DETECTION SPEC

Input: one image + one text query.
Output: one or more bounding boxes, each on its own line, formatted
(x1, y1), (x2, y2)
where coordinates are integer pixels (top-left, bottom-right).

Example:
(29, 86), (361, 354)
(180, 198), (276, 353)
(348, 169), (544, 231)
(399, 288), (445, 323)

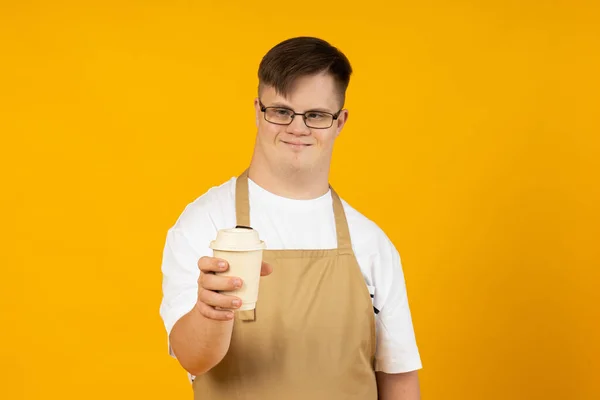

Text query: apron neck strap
(235, 169), (251, 228)
(235, 169), (352, 250)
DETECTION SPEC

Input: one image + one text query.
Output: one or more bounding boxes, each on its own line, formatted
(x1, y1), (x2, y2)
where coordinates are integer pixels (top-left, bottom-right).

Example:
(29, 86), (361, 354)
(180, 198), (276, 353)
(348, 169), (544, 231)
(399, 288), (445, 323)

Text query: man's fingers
(196, 301), (234, 321)
(195, 258), (272, 321)
(198, 256), (228, 273)
(198, 287), (242, 310)
(260, 261), (273, 276)
(200, 273), (243, 292)
(199, 256), (272, 277)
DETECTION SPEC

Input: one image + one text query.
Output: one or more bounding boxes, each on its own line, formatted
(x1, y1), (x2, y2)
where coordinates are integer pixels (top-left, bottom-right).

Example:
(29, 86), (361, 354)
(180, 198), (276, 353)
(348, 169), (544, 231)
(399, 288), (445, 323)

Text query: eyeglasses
(259, 100), (342, 129)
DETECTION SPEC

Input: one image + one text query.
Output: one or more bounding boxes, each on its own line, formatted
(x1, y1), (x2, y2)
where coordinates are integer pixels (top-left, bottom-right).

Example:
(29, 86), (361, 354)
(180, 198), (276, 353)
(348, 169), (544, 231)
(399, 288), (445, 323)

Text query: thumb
(260, 261), (273, 276)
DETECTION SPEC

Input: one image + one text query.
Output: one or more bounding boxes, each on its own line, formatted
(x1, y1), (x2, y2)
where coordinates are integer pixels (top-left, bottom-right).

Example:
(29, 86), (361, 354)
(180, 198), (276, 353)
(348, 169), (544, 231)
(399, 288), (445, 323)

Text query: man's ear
(335, 109), (349, 136)
(254, 98), (260, 127)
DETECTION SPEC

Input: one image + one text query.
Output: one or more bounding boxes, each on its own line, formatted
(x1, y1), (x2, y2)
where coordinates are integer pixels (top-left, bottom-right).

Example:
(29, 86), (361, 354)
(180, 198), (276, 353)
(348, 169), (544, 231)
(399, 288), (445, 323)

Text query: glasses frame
(258, 100), (343, 129)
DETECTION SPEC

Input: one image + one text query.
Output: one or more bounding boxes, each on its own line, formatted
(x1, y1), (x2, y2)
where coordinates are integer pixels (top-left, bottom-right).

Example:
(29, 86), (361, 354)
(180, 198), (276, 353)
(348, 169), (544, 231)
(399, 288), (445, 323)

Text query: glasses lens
(265, 108), (293, 124)
(305, 112), (334, 128)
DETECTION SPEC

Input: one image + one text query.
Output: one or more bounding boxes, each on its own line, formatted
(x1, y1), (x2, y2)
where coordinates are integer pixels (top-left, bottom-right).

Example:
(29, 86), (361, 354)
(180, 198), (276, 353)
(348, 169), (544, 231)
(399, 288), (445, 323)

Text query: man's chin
(280, 160), (313, 173)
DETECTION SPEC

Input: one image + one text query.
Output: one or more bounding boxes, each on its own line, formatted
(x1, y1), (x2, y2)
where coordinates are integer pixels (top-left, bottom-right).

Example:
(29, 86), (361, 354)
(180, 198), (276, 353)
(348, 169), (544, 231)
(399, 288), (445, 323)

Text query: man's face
(253, 72), (349, 174)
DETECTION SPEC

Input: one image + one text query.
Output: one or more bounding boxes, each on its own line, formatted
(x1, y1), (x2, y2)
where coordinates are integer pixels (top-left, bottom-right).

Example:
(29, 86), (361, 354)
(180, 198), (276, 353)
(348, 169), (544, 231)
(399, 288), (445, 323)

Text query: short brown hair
(258, 36), (353, 106)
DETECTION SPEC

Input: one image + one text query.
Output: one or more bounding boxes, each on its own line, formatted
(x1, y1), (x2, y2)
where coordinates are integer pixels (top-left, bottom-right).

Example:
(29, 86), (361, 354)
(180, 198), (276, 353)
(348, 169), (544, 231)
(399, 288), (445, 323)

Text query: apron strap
(235, 169), (251, 228)
(330, 187), (353, 252)
(235, 169), (353, 251)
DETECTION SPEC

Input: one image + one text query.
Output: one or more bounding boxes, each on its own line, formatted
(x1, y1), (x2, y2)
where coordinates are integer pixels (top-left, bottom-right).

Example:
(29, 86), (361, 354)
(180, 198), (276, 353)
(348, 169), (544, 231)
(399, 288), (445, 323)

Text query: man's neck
(247, 161), (330, 200)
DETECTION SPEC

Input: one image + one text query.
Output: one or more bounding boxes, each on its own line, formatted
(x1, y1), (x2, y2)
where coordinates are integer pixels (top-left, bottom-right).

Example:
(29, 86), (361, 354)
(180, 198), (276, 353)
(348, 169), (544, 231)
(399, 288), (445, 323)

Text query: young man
(160, 36), (422, 399)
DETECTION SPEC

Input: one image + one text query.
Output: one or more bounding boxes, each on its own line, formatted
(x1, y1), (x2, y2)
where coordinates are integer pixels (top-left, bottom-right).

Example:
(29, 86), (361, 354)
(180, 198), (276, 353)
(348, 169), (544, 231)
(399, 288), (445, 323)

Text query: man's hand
(195, 256), (273, 321)
(170, 257), (272, 375)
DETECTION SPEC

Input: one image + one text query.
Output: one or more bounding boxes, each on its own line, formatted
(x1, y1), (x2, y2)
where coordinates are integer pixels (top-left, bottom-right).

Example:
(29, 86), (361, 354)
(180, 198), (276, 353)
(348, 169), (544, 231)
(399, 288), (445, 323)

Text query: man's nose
(286, 115), (311, 135)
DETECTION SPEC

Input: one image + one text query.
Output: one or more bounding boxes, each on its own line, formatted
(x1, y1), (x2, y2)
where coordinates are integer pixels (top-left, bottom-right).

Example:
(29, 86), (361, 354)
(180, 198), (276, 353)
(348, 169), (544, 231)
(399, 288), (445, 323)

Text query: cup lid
(209, 227), (265, 252)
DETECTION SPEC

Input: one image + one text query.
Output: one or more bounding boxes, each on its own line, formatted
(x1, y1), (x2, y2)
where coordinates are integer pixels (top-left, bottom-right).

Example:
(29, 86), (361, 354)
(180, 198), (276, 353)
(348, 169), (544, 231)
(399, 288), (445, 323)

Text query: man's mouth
(282, 141), (312, 147)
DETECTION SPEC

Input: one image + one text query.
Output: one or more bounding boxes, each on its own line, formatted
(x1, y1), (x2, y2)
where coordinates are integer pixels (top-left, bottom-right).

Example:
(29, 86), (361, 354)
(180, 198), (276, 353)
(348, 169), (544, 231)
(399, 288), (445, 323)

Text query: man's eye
(274, 108), (292, 116)
(307, 112), (327, 120)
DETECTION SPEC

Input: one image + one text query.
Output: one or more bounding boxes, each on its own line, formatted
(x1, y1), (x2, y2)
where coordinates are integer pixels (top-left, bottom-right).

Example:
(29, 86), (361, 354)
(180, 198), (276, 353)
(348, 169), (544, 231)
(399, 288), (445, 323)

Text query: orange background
(1, 1), (599, 399)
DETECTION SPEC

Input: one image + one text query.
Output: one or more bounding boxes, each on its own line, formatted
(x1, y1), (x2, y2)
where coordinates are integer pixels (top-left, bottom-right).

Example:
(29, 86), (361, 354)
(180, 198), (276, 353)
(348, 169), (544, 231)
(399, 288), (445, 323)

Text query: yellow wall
(1, 1), (599, 399)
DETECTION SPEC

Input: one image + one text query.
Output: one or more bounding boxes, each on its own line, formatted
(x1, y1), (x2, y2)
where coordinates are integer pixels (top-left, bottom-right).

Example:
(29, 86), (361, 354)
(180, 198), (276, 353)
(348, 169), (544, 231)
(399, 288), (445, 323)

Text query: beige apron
(192, 170), (378, 399)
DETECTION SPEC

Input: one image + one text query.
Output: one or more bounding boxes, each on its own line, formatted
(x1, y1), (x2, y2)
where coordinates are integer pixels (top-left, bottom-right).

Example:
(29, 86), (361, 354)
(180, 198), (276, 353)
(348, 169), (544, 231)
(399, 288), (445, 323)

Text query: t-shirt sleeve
(373, 235), (423, 373)
(159, 202), (217, 358)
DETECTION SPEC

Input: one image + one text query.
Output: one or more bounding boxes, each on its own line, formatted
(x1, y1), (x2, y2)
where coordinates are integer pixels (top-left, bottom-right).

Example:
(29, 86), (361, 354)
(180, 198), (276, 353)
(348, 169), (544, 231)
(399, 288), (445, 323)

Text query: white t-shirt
(159, 176), (422, 375)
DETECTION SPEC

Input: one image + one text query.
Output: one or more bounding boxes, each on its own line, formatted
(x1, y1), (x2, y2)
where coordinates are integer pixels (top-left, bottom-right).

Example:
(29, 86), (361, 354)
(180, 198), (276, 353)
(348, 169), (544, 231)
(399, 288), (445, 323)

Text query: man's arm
(169, 303), (235, 376)
(371, 231), (422, 399)
(169, 257), (274, 376)
(376, 371), (421, 400)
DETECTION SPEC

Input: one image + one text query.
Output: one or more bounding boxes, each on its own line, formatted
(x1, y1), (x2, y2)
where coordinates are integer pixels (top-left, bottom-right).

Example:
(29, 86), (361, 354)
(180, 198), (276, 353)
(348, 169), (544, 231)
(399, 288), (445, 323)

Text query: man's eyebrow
(269, 101), (293, 109)
(269, 102), (334, 113)
(305, 107), (335, 113)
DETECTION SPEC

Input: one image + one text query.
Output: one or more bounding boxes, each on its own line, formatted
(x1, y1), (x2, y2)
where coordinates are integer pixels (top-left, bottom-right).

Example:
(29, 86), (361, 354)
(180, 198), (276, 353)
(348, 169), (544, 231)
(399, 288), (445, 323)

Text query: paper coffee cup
(209, 227), (266, 311)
